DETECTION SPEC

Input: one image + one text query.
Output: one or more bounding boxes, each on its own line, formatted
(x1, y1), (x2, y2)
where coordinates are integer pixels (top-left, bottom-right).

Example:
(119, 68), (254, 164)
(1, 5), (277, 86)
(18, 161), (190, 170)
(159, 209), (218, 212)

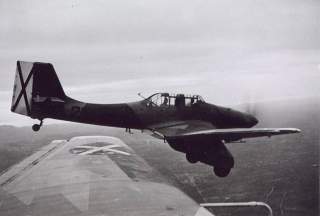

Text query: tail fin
(11, 61), (66, 118)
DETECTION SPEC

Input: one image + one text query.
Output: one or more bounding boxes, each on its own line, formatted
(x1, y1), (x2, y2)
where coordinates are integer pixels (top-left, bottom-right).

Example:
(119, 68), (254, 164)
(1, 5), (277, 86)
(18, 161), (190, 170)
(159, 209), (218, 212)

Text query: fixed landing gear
(212, 156), (234, 177)
(186, 153), (199, 164)
(213, 167), (231, 178)
(32, 119), (43, 132)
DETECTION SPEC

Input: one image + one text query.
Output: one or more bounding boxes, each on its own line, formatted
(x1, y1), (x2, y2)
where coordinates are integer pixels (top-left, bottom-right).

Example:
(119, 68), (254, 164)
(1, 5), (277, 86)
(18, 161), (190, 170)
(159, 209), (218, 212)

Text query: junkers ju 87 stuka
(11, 61), (300, 177)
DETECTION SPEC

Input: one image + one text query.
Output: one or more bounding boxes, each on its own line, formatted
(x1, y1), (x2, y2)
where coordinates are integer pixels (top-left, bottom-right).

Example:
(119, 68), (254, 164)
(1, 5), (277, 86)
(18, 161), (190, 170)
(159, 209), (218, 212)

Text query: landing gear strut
(32, 119), (43, 132)
(125, 128), (133, 134)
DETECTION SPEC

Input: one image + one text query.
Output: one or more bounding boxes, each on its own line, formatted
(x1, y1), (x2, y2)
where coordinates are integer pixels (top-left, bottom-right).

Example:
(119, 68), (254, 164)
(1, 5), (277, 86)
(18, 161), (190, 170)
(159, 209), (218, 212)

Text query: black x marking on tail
(11, 62), (34, 115)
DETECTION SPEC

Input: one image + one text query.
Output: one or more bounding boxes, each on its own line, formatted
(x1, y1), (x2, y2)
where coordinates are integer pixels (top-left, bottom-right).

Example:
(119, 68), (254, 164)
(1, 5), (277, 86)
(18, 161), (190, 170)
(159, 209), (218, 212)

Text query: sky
(0, 0), (319, 125)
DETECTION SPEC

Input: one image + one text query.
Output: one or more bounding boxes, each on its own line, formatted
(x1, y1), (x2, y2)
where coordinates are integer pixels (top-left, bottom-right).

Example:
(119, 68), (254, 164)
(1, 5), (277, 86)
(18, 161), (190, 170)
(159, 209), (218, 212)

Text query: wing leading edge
(149, 120), (300, 142)
(166, 127), (301, 142)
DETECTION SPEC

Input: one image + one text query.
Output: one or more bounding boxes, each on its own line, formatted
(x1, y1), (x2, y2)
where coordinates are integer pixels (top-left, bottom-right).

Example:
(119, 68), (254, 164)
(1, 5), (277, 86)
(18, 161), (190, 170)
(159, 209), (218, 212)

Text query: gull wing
(166, 128), (301, 142)
(147, 120), (216, 139)
(148, 120), (300, 142)
(0, 135), (213, 216)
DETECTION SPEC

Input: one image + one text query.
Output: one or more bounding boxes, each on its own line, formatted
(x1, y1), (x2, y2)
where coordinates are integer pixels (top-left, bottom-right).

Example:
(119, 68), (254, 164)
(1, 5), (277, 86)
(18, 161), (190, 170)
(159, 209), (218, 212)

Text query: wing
(148, 121), (300, 142)
(0, 135), (213, 216)
(166, 128), (301, 142)
(147, 120), (216, 139)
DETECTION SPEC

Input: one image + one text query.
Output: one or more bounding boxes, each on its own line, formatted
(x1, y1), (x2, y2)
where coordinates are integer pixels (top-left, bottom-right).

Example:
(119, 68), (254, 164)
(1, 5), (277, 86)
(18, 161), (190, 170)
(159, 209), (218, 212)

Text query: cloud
(1, 0), (319, 48)
(0, 0), (319, 125)
(66, 75), (202, 93)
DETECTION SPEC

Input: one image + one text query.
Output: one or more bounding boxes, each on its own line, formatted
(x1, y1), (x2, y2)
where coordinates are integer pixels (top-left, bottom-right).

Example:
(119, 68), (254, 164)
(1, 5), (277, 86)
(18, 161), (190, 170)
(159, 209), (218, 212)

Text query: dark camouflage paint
(12, 61), (259, 177)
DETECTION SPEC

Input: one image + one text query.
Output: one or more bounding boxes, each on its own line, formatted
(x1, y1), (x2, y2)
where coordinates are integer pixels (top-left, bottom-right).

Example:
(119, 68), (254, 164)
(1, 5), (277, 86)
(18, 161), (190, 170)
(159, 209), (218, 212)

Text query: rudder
(11, 61), (66, 118)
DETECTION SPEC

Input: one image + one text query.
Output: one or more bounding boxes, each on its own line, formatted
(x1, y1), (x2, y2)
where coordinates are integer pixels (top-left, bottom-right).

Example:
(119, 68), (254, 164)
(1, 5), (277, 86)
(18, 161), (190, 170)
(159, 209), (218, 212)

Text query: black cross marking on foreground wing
(11, 62), (34, 115)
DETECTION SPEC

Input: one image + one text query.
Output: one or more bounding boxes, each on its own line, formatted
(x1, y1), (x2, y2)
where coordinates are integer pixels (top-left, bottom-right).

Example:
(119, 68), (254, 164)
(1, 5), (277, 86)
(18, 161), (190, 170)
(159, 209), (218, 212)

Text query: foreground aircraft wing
(0, 135), (213, 216)
(166, 128), (301, 142)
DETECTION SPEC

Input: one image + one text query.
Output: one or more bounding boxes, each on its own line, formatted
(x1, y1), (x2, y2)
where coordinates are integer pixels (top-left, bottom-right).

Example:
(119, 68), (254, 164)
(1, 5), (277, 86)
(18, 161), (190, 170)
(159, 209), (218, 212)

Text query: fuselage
(32, 95), (258, 130)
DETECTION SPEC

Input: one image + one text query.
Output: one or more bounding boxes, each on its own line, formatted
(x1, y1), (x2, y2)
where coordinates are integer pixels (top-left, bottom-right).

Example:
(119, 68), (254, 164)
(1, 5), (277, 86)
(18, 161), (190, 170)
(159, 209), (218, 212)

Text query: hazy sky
(0, 0), (319, 125)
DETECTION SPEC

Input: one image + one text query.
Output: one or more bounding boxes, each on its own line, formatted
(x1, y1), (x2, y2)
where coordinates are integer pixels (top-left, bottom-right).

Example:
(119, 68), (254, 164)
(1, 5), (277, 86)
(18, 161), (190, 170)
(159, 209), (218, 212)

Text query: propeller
(241, 94), (261, 118)
(244, 102), (259, 117)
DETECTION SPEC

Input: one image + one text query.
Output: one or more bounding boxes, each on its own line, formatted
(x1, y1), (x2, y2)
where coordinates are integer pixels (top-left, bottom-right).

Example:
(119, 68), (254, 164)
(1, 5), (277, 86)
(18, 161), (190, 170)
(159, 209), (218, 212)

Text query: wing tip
(293, 128), (301, 133)
(279, 128), (301, 133)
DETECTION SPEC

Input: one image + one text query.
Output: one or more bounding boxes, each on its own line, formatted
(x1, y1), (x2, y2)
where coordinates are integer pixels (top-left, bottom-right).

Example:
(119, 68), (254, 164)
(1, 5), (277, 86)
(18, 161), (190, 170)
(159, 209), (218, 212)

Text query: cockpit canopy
(145, 93), (205, 107)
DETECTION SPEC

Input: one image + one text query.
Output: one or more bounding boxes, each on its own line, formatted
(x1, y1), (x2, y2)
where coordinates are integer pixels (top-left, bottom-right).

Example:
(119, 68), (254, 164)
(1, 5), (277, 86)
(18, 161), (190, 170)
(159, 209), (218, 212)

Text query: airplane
(11, 61), (301, 177)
